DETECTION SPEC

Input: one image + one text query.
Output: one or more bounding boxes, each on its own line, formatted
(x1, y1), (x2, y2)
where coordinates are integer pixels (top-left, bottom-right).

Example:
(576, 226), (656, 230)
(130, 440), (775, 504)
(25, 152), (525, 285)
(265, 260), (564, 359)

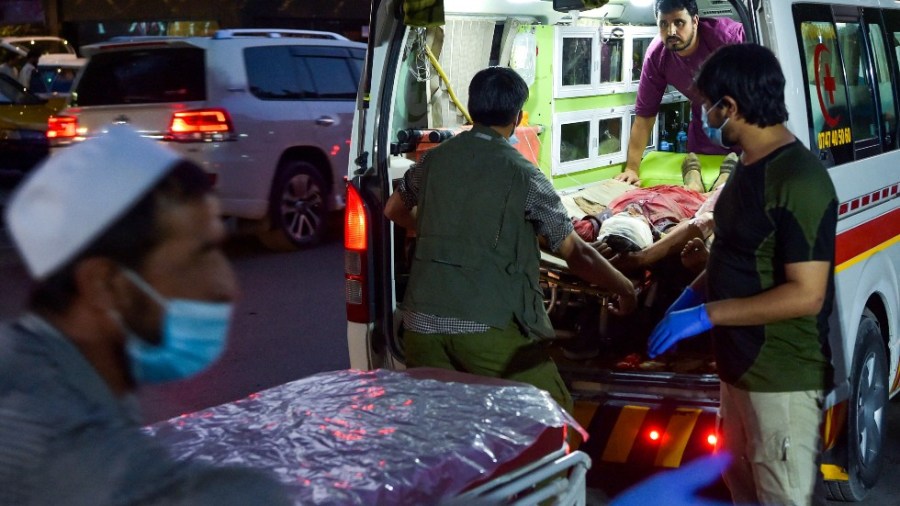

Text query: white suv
(48, 29), (365, 249)
(0, 36), (77, 60)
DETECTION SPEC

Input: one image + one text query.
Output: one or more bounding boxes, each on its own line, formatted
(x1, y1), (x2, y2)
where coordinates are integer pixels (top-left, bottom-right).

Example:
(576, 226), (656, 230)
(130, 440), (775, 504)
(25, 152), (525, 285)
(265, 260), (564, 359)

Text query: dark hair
(693, 43), (789, 127)
(28, 161), (212, 314)
(26, 48), (42, 60)
(467, 67), (528, 127)
(656, 0), (699, 17)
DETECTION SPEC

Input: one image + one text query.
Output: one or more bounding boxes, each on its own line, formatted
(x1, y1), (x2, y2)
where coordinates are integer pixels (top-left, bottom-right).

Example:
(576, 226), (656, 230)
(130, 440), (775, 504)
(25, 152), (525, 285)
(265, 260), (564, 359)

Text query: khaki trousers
(718, 382), (824, 505)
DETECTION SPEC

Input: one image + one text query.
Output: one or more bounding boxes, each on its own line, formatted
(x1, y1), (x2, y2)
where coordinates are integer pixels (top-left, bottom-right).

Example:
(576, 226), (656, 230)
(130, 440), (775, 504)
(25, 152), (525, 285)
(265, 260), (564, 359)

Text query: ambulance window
(865, 19), (897, 152)
(488, 24), (504, 67)
(794, 9), (853, 167)
(879, 9), (900, 151)
(836, 21), (877, 145)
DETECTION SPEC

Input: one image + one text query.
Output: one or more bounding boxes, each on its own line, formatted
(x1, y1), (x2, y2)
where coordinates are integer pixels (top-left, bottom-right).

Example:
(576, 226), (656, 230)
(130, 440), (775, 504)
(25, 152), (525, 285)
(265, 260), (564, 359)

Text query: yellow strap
(423, 44), (472, 124)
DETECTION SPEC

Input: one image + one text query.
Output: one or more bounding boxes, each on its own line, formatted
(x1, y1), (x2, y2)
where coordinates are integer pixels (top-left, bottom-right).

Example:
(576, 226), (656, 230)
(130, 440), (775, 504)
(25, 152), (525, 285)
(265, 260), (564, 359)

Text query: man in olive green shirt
(385, 67), (636, 412)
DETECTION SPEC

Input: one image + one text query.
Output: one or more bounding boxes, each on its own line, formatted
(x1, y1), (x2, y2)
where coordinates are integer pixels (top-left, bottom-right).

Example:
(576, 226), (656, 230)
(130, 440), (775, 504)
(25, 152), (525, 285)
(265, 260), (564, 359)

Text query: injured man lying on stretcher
(550, 181), (725, 364)
(575, 183), (722, 276)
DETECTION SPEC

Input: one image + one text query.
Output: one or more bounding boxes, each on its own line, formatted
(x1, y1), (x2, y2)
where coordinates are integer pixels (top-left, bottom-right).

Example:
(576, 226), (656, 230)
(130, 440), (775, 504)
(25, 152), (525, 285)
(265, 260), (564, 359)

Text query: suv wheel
(258, 160), (328, 251)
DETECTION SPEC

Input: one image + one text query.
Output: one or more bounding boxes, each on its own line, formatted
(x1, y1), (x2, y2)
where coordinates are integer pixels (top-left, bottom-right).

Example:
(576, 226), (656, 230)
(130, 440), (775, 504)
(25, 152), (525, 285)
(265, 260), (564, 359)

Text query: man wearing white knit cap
(0, 125), (289, 505)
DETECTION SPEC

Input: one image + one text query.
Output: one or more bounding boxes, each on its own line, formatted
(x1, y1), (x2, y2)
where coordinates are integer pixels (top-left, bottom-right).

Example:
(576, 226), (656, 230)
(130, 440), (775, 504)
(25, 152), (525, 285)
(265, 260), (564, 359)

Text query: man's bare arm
(557, 231), (637, 315)
(705, 261), (831, 325)
(605, 220), (705, 272)
(384, 191), (417, 231)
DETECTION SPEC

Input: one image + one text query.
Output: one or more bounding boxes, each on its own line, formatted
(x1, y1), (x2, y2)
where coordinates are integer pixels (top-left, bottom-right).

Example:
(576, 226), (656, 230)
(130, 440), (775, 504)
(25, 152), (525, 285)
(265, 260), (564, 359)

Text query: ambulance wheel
(827, 311), (887, 501)
(258, 161), (328, 251)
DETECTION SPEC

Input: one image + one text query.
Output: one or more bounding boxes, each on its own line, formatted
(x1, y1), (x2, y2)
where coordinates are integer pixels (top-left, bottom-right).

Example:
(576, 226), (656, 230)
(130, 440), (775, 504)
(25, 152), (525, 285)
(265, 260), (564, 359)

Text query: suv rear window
(245, 45), (362, 100)
(75, 47), (205, 106)
(12, 40), (74, 55)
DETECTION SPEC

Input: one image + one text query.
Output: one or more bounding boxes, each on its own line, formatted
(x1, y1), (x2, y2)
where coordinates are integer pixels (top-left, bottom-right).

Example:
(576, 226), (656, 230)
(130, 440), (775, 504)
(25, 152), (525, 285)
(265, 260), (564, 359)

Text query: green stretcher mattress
(637, 151), (728, 189)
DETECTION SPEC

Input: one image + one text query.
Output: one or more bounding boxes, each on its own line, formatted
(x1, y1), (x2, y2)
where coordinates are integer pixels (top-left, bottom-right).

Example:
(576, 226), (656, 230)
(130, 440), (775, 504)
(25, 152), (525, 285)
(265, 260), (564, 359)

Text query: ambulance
(344, 0), (900, 500)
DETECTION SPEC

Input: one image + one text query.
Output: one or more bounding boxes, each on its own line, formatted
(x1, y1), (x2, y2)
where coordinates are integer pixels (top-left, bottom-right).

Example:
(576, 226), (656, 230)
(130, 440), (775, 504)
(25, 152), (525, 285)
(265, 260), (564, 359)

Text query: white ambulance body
(346, 0), (900, 500)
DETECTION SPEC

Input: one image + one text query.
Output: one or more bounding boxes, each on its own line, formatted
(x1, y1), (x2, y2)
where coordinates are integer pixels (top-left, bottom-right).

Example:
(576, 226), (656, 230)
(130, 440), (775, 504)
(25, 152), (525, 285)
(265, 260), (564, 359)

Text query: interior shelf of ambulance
(388, 19), (690, 186)
(547, 23), (688, 177)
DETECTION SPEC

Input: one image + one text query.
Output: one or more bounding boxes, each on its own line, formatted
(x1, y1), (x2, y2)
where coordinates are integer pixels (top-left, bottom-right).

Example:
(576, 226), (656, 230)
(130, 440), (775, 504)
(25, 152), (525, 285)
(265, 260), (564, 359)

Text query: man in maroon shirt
(616, 0), (744, 187)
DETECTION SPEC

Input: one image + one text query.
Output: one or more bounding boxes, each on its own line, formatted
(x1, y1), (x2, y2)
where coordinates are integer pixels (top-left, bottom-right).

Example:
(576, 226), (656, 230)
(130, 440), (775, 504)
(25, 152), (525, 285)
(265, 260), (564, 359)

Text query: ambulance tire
(258, 160), (328, 251)
(827, 311), (887, 502)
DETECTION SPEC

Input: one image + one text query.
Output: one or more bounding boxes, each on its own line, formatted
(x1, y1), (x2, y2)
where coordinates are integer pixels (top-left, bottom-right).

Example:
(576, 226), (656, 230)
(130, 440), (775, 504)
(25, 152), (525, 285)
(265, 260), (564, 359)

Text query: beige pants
(718, 383), (824, 506)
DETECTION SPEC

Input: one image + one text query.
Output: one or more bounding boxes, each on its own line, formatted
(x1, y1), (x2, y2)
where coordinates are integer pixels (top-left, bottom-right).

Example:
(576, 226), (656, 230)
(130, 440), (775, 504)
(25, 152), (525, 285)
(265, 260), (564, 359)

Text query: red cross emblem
(814, 43), (842, 128)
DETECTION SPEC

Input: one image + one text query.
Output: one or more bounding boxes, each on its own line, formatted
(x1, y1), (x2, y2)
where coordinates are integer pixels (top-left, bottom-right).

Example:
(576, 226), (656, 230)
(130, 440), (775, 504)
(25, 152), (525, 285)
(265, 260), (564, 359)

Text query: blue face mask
(702, 99), (731, 149)
(508, 133), (520, 146)
(121, 269), (232, 384)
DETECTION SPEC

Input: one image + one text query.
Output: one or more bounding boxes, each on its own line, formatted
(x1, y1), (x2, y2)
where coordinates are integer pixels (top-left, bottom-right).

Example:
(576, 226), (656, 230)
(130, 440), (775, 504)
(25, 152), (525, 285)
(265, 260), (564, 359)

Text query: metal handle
(316, 116), (335, 126)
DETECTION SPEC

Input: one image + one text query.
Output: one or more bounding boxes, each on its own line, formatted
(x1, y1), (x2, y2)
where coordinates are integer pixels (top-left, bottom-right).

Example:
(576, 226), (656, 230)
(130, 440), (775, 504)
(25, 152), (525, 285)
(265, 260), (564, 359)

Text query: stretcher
(537, 250), (721, 486)
(145, 368), (591, 505)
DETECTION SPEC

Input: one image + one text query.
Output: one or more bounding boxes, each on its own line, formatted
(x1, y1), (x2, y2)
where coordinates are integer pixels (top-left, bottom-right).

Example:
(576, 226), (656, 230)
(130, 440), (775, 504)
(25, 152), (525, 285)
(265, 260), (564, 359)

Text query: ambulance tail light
(345, 182), (370, 323)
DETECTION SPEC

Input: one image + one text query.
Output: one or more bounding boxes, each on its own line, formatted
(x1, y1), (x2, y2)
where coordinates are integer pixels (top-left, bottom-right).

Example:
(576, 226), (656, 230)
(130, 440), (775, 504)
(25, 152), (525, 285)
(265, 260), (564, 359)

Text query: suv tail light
(166, 108), (235, 142)
(47, 115), (80, 145)
(345, 181), (370, 323)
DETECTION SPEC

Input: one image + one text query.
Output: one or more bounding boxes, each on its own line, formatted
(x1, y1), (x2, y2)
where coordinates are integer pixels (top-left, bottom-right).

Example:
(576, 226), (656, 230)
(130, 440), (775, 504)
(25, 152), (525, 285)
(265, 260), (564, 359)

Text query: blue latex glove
(648, 304), (712, 358)
(611, 453), (734, 506)
(666, 286), (704, 315)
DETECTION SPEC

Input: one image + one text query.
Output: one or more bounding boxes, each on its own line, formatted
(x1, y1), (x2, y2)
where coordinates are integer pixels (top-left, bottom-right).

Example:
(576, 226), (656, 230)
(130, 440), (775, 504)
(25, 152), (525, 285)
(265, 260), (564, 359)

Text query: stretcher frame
(450, 448), (591, 506)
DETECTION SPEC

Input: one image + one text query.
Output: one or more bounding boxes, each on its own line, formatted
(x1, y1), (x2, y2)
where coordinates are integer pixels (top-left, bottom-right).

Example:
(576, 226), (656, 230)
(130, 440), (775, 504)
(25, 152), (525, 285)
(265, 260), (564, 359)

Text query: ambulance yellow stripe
(654, 408), (702, 468)
(602, 405), (649, 463)
(571, 401), (601, 449)
(835, 235), (900, 273)
(821, 464), (849, 481)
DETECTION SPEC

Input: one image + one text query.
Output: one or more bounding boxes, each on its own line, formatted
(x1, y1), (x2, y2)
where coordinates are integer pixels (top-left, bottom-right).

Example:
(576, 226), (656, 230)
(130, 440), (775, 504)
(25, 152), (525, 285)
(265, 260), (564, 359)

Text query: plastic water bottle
(510, 30), (537, 87)
(660, 140), (671, 152)
(676, 129), (687, 153)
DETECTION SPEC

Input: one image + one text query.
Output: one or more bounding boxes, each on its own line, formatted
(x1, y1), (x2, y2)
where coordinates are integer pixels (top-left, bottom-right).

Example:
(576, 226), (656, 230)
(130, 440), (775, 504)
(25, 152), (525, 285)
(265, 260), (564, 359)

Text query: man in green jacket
(385, 67), (636, 412)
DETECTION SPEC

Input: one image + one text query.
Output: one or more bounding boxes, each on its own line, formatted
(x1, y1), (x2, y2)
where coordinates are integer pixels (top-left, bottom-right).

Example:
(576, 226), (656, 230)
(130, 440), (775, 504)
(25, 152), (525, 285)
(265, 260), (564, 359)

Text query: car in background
(48, 29), (365, 249)
(30, 54), (85, 99)
(0, 74), (66, 174)
(0, 36), (77, 61)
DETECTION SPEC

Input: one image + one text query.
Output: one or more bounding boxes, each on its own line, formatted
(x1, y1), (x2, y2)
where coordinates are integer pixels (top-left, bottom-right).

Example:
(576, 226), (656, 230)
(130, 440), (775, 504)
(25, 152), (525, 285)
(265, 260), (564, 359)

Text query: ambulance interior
(388, 0), (749, 382)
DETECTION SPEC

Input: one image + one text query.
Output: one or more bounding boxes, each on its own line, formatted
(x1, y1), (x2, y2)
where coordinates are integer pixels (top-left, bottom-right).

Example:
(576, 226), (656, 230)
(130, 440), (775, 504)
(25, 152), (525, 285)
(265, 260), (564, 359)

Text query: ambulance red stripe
(835, 206), (900, 267)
